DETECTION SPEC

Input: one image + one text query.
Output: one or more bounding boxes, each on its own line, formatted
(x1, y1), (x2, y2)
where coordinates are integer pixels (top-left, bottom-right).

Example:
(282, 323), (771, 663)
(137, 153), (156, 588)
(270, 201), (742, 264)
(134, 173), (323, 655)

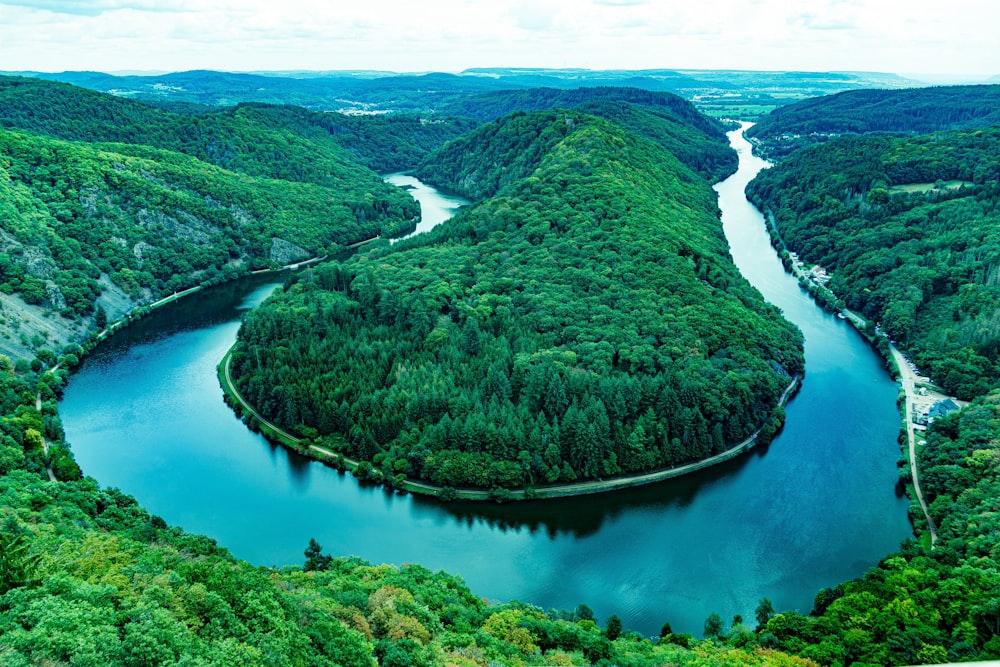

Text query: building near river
(915, 398), (961, 426)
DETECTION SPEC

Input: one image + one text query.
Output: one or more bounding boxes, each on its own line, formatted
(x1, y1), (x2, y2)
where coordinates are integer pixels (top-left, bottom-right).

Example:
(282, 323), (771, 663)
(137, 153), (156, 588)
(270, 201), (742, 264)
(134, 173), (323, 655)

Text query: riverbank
(755, 183), (948, 547)
(64, 139), (911, 637)
(219, 341), (800, 501)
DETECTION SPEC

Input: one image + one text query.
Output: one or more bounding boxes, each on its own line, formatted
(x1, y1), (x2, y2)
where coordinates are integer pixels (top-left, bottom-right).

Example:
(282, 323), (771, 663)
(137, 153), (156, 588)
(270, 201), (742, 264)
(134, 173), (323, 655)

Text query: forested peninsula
(228, 106), (803, 494)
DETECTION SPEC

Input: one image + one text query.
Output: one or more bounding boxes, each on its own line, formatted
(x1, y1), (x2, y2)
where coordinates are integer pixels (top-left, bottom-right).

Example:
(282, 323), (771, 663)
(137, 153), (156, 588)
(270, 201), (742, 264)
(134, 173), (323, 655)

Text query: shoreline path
(223, 350), (798, 501)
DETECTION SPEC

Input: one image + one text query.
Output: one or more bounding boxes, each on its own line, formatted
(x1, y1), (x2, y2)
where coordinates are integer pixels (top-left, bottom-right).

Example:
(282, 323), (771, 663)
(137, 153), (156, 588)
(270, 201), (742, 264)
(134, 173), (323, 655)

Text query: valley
(1, 73), (999, 666)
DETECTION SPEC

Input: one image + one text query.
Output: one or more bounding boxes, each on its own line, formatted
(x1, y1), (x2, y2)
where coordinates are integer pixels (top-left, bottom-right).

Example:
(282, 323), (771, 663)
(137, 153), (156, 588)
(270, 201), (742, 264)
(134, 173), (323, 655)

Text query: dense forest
(0, 75), (477, 359)
(5, 71), (1000, 665)
(427, 87), (737, 187)
(747, 127), (1000, 399)
(746, 84), (1000, 158)
(0, 75), (467, 183)
(229, 107), (803, 492)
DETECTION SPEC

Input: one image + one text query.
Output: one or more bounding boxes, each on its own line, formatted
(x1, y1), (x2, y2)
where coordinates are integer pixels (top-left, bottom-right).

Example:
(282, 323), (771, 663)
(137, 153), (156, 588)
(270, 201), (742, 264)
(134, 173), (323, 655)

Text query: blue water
(61, 129), (911, 636)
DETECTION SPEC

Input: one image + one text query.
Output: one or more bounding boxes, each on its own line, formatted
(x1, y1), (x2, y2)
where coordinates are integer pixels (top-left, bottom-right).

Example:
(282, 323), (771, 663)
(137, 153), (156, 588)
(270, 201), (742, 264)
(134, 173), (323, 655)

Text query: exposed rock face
(269, 238), (309, 265)
(0, 292), (87, 361)
(22, 247), (57, 280)
(137, 209), (214, 244)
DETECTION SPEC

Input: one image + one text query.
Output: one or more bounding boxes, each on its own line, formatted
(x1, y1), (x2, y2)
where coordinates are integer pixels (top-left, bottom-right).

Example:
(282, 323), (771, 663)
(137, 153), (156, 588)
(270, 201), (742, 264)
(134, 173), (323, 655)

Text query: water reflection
(63, 162), (911, 637)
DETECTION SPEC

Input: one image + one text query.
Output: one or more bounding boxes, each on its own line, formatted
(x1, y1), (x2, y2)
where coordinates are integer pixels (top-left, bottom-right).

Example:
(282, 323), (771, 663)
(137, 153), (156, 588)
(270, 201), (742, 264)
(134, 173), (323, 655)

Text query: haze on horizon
(0, 0), (996, 82)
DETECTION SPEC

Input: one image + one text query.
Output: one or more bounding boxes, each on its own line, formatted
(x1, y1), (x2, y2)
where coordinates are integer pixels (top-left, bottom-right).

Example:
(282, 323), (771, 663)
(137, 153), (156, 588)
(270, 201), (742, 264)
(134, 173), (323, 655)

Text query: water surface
(62, 138), (911, 636)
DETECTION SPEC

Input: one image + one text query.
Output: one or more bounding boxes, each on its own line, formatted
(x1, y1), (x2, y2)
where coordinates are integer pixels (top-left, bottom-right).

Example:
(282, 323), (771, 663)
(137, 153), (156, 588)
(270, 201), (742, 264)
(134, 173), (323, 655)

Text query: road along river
(61, 136), (911, 636)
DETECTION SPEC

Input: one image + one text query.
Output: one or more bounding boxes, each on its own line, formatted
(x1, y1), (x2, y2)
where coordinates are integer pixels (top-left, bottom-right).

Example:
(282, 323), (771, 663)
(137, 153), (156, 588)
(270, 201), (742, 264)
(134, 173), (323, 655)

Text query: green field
(889, 179), (972, 194)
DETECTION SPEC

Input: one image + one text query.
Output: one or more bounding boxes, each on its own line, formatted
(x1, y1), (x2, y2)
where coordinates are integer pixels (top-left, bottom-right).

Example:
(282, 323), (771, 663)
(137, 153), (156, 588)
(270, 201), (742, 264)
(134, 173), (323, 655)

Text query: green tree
(703, 611), (724, 639)
(95, 304), (108, 330)
(303, 537), (332, 572)
(755, 597), (775, 630)
(0, 515), (37, 594)
(605, 613), (623, 641)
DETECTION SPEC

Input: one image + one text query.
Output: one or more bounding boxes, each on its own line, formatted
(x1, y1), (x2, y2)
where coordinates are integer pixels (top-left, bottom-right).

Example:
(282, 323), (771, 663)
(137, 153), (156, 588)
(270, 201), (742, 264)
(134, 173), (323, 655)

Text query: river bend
(61, 133), (911, 635)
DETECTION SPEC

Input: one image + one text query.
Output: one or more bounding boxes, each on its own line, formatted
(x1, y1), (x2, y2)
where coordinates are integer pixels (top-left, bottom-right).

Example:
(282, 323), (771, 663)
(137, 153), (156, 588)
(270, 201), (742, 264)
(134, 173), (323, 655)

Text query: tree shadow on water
(407, 449), (764, 539)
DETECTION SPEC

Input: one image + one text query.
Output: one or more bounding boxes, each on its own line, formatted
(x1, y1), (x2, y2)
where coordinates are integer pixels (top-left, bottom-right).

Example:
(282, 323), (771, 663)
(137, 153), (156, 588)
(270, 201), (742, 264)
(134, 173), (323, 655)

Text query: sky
(0, 0), (997, 79)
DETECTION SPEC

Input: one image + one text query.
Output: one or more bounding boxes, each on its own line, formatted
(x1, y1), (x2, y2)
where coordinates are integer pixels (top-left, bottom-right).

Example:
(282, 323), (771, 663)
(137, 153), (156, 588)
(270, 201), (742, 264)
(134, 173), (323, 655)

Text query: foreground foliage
(230, 108), (802, 491)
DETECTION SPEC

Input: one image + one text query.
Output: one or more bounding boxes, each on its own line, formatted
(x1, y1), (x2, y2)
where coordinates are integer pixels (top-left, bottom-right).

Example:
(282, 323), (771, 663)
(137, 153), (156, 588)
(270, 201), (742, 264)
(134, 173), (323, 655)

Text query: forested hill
(420, 96), (734, 196)
(441, 87), (720, 133)
(230, 109), (803, 493)
(747, 84), (1000, 158)
(747, 127), (1000, 400)
(0, 75), (468, 178)
(0, 76), (446, 360)
(435, 87), (736, 183)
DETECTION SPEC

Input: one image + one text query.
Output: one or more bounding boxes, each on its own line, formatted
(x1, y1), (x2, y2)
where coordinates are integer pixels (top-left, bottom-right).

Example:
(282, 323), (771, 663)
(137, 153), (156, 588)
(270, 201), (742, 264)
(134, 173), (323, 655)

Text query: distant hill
(430, 88), (736, 188)
(747, 84), (1000, 158)
(0, 75), (464, 177)
(7, 67), (926, 118)
(14, 69), (522, 114)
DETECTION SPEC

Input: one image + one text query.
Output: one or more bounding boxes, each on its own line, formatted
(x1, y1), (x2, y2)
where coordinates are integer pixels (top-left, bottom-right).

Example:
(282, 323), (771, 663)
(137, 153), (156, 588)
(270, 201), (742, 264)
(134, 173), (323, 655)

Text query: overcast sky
(0, 0), (996, 79)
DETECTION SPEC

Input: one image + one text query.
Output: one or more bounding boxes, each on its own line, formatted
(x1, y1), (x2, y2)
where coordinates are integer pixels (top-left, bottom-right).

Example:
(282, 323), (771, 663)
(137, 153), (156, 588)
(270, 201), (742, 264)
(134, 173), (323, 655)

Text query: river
(61, 132), (912, 637)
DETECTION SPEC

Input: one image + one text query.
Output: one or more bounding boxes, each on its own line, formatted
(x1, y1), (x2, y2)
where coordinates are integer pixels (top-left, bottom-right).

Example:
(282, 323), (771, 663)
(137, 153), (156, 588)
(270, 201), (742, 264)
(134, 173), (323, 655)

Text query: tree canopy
(230, 109), (802, 491)
(748, 127), (1000, 399)
(747, 84), (1000, 159)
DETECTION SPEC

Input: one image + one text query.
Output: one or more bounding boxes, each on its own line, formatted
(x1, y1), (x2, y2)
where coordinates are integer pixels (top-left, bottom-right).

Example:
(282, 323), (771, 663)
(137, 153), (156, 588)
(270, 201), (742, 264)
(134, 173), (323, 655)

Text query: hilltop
(747, 84), (1000, 158)
(229, 104), (803, 494)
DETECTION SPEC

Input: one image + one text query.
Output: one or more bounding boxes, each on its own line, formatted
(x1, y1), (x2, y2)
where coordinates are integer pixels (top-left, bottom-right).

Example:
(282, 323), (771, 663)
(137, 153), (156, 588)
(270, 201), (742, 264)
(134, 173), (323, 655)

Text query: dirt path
(36, 392), (58, 483)
(890, 345), (938, 547)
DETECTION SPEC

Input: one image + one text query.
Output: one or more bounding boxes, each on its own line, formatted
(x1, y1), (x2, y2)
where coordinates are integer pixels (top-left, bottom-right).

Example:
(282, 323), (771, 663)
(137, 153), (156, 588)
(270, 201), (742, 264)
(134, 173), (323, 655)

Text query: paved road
(890, 345), (938, 547)
(36, 391), (58, 483)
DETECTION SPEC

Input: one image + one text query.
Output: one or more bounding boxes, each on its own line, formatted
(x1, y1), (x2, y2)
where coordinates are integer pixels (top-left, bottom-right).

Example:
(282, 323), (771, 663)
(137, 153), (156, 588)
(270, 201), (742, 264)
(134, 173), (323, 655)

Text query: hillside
(0, 76), (449, 360)
(747, 84), (1000, 158)
(229, 109), (803, 493)
(223, 103), (475, 174)
(433, 88), (736, 184)
(0, 75), (463, 179)
(747, 127), (1000, 400)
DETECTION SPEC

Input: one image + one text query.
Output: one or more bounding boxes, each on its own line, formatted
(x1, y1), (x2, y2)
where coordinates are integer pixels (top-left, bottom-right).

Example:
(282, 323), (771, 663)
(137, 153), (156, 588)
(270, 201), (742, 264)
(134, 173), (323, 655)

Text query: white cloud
(0, 0), (190, 16)
(0, 0), (996, 76)
(510, 2), (556, 31)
